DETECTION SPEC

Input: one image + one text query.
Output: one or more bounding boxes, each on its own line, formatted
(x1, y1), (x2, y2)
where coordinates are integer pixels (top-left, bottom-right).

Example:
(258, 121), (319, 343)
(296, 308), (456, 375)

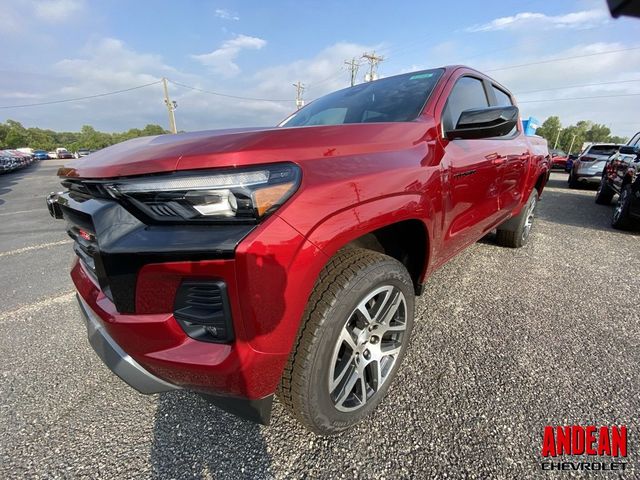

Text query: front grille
(61, 179), (110, 200)
(174, 280), (234, 343)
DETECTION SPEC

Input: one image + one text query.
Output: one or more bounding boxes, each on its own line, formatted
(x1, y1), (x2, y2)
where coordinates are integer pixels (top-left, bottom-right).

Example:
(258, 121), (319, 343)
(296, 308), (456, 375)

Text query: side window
(442, 77), (489, 132)
(492, 86), (513, 106)
(629, 133), (640, 146)
(492, 86), (517, 136)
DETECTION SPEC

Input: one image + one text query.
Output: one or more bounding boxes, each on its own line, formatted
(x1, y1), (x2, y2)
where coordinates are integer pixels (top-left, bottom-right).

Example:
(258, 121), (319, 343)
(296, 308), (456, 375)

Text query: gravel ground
(1, 164), (638, 479)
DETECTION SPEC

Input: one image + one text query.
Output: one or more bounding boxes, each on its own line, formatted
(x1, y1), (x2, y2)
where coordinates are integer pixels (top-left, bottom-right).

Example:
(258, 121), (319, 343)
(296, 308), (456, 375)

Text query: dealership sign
(541, 425), (627, 471)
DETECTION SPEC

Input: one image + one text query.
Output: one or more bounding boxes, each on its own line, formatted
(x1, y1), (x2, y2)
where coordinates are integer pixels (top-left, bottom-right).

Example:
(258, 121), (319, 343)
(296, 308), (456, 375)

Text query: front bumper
(77, 293), (179, 394)
(50, 181), (328, 422)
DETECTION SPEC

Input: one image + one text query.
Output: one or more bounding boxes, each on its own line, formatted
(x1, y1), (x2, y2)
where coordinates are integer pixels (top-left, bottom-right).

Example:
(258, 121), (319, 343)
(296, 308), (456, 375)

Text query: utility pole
(568, 134), (577, 154)
(344, 58), (360, 87)
(293, 81), (305, 110)
(361, 51), (384, 82)
(553, 129), (561, 150)
(162, 78), (177, 134)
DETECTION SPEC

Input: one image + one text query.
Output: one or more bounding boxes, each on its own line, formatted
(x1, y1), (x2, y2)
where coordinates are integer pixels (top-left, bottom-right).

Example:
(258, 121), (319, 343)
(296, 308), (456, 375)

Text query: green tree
(535, 116), (562, 149)
(585, 123), (611, 143)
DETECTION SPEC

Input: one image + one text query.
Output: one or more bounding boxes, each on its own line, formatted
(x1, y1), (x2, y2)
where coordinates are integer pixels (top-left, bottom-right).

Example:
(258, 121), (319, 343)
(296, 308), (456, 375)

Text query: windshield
(586, 145), (621, 156)
(280, 69), (443, 128)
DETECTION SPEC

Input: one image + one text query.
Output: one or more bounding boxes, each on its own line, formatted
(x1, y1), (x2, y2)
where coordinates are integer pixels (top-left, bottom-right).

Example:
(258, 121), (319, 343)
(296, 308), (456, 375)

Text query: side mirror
(446, 105), (519, 140)
(619, 145), (640, 155)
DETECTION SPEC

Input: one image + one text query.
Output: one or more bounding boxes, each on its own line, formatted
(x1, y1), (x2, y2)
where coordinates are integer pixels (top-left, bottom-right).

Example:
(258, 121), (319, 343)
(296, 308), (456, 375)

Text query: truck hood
(59, 122), (432, 179)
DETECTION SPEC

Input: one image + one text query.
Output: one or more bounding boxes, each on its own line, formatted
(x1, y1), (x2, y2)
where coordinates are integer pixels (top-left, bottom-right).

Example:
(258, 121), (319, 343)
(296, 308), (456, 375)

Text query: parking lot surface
(1, 164), (638, 479)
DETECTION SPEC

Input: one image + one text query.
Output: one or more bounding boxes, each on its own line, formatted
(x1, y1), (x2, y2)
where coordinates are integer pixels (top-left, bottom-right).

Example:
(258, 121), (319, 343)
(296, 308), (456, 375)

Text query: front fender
(305, 193), (432, 261)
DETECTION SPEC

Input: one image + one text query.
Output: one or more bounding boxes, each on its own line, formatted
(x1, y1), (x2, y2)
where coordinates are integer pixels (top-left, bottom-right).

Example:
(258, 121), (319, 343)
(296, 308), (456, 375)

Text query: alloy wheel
(522, 196), (537, 242)
(328, 285), (407, 412)
(613, 188), (628, 223)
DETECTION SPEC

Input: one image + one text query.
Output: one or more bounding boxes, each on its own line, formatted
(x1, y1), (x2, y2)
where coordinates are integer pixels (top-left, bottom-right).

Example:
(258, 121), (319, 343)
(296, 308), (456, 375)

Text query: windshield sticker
(410, 73), (434, 80)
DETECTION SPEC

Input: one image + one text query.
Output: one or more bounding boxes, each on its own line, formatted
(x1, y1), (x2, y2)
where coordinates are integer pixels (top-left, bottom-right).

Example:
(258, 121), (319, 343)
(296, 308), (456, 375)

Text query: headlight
(107, 163), (301, 223)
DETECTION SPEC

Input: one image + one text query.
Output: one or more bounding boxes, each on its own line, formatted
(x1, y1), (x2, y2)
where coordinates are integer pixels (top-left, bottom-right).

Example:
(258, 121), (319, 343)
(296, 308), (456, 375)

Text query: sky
(1, 0), (639, 138)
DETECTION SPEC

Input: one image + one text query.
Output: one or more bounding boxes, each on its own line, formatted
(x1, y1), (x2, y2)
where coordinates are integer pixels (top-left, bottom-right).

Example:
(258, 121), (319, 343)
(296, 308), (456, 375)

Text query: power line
(486, 46), (640, 72)
(167, 80), (295, 102)
(519, 92), (640, 103)
(0, 80), (162, 109)
(514, 78), (640, 95)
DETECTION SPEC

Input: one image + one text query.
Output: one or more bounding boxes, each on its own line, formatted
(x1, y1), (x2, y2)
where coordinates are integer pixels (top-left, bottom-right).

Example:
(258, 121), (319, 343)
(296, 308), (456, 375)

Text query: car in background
(564, 153), (579, 172)
(74, 149), (91, 158)
(595, 131), (640, 229)
(48, 151), (58, 159)
(568, 143), (623, 188)
(56, 148), (73, 159)
(9, 150), (31, 167)
(0, 150), (17, 173)
(33, 150), (50, 160)
(550, 149), (568, 170)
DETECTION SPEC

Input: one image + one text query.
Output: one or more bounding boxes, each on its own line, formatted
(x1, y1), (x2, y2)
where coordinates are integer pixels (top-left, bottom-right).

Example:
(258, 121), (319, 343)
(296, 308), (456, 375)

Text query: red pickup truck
(48, 66), (550, 435)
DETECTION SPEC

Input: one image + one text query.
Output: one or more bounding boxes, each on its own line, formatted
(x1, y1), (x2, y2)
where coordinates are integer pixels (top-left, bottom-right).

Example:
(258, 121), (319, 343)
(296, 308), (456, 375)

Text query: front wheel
(279, 248), (415, 435)
(496, 189), (538, 248)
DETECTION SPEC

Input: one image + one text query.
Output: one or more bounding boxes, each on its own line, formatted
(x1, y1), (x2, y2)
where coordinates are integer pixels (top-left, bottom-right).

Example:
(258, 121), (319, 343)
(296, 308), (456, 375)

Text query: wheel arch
(304, 194), (432, 295)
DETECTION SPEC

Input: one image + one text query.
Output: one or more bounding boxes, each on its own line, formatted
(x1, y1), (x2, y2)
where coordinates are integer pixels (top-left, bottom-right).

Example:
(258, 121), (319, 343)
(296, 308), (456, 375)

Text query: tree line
(0, 120), (169, 152)
(0, 117), (630, 156)
(535, 117), (628, 154)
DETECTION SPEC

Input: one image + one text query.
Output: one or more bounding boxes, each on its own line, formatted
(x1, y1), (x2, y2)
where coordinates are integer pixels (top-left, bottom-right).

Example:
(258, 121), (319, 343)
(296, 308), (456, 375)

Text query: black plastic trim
(174, 280), (235, 343)
(54, 191), (255, 313)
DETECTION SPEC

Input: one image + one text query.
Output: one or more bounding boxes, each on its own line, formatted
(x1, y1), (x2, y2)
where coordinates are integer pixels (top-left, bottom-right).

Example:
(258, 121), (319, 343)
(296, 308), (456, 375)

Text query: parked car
(568, 143), (623, 188)
(33, 150), (50, 160)
(565, 153), (579, 172)
(550, 149), (568, 170)
(0, 150), (17, 173)
(47, 151), (58, 159)
(595, 131), (640, 229)
(47, 65), (551, 435)
(75, 149), (91, 158)
(9, 150), (31, 167)
(56, 148), (74, 159)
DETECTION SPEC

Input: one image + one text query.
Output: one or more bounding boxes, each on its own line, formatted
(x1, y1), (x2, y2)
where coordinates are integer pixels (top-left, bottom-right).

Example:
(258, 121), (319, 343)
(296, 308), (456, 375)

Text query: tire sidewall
(518, 190), (538, 246)
(305, 260), (415, 433)
(613, 185), (632, 227)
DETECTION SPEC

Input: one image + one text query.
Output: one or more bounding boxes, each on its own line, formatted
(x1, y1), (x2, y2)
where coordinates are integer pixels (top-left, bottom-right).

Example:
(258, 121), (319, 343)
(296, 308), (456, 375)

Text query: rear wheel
(612, 184), (633, 230)
(568, 171), (579, 188)
(595, 177), (614, 205)
(496, 190), (538, 248)
(279, 248), (414, 435)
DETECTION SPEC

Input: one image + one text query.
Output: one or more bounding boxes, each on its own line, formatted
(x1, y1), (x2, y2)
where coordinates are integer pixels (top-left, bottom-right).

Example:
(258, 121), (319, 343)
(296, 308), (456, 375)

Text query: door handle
(485, 152), (505, 166)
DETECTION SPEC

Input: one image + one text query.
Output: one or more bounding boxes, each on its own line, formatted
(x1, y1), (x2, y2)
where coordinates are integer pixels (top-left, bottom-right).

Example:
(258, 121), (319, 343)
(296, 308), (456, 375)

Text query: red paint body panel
(63, 65), (550, 401)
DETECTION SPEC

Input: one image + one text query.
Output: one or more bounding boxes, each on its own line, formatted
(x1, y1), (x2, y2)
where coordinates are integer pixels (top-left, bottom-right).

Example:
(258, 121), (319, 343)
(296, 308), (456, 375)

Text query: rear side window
(442, 77), (489, 132)
(629, 133), (640, 146)
(587, 145), (621, 156)
(493, 87), (512, 106)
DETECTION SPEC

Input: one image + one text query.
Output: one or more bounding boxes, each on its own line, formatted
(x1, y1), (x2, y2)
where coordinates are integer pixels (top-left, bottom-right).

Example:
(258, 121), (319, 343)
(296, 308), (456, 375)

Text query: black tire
(595, 177), (615, 205)
(496, 190), (538, 248)
(279, 248), (415, 435)
(568, 171), (579, 188)
(611, 184), (634, 230)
